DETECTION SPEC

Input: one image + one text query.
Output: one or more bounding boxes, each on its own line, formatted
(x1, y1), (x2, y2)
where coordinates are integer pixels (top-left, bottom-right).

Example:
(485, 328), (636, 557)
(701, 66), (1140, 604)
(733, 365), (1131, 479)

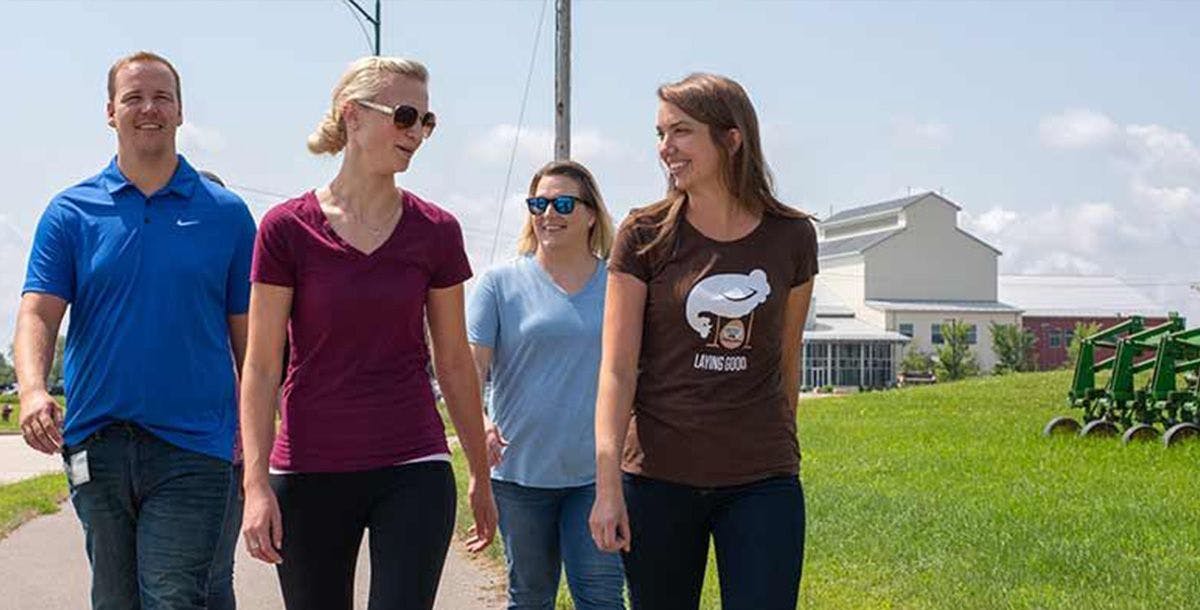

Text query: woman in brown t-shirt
(589, 73), (818, 610)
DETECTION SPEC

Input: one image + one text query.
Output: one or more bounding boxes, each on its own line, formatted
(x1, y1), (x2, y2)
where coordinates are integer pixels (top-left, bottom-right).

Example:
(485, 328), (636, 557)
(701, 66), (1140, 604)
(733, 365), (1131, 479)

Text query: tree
(1066, 322), (1102, 369)
(900, 349), (935, 375)
(0, 352), (14, 387)
(4, 337), (65, 386)
(50, 335), (65, 384)
(990, 322), (1037, 374)
(935, 320), (980, 381)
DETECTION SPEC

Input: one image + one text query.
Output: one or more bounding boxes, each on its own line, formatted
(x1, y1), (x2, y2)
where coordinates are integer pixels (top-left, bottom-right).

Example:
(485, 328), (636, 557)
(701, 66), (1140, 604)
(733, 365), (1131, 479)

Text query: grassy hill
(793, 370), (1198, 609)
(453, 370), (1200, 609)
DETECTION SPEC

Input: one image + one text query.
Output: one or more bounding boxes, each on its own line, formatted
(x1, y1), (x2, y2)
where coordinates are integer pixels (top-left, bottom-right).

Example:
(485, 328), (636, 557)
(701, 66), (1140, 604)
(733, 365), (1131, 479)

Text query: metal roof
(817, 229), (903, 258)
(805, 315), (911, 343)
(865, 299), (1022, 313)
(822, 192), (948, 225)
(812, 279), (857, 316)
(998, 274), (1166, 317)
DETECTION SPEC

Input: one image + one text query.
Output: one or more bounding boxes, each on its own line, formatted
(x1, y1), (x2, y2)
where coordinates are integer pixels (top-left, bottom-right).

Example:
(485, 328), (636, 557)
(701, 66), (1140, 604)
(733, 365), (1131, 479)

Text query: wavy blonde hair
(630, 73), (807, 255)
(307, 56), (429, 155)
(517, 160), (614, 259)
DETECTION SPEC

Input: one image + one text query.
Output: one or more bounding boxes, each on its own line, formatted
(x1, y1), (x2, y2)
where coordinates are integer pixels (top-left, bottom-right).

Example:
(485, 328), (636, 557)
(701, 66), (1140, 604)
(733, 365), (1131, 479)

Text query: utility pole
(346, 0), (382, 55)
(555, 0), (571, 160)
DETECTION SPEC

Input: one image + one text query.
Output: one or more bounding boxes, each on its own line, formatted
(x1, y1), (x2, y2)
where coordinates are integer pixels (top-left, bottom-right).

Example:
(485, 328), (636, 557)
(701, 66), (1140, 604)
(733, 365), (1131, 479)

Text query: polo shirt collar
(101, 154), (200, 199)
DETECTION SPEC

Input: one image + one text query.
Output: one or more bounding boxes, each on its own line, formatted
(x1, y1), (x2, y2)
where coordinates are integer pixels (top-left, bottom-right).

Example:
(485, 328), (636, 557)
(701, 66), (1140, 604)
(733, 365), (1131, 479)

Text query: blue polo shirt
(23, 155), (256, 461)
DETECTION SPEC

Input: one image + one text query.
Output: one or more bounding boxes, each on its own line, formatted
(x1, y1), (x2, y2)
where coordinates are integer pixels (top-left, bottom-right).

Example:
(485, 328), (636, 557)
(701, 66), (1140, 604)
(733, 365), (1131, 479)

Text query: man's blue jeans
(207, 462), (243, 610)
(65, 422), (231, 610)
(493, 479), (625, 610)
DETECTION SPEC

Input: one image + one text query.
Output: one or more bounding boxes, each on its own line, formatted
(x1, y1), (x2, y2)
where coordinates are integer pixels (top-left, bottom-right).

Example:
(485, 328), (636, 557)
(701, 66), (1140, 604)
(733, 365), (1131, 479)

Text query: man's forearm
(14, 302), (62, 396)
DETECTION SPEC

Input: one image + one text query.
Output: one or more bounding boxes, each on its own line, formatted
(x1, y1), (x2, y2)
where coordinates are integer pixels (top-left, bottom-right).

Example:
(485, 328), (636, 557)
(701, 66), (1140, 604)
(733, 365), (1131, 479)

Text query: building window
(966, 324), (977, 345)
(1063, 329), (1075, 349)
(931, 323), (943, 344)
(899, 323), (913, 338)
(1049, 330), (1062, 348)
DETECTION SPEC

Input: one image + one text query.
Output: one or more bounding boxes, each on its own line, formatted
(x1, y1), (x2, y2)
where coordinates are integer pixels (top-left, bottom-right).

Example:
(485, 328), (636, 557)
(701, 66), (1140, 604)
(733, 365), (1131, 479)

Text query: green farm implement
(1043, 313), (1200, 446)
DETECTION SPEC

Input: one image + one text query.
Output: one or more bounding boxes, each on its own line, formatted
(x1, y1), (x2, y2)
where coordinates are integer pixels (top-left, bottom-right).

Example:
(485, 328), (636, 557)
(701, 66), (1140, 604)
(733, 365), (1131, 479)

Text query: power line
(224, 180), (520, 245)
(340, 0), (376, 54)
(487, 0), (550, 264)
(225, 182), (292, 201)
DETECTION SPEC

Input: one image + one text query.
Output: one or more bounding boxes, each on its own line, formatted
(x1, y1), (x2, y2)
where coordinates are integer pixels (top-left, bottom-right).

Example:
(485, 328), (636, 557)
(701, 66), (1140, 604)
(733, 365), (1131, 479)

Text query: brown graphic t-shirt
(609, 206), (819, 487)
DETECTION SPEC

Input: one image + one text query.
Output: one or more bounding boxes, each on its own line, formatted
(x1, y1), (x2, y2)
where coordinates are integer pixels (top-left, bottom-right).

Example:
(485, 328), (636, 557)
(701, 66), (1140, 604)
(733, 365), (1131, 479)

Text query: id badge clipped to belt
(65, 450), (91, 486)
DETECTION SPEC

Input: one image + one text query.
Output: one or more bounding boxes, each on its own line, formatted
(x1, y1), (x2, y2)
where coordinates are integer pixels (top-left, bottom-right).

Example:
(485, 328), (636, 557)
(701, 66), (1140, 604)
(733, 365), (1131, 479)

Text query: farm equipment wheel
(1080, 420), (1120, 438)
(1120, 424), (1159, 444)
(1163, 423), (1200, 447)
(1043, 416), (1081, 437)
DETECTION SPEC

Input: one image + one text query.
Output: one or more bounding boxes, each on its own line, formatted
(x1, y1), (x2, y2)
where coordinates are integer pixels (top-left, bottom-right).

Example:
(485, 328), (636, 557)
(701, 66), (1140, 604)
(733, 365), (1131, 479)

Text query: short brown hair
(107, 51), (182, 102)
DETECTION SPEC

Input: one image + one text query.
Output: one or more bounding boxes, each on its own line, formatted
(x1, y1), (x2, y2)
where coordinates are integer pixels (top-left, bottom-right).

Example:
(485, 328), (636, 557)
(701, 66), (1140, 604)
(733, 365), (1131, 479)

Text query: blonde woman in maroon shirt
(590, 73), (818, 610)
(238, 56), (497, 610)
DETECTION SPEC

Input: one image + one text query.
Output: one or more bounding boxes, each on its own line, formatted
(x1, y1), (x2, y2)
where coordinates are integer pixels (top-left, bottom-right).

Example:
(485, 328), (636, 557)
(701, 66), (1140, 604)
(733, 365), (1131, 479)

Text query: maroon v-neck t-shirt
(251, 190), (471, 473)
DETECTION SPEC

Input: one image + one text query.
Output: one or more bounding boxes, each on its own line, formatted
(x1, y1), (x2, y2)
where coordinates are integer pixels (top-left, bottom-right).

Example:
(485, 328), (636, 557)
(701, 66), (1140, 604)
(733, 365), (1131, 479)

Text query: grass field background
(0, 474), (68, 540)
(451, 370), (1200, 609)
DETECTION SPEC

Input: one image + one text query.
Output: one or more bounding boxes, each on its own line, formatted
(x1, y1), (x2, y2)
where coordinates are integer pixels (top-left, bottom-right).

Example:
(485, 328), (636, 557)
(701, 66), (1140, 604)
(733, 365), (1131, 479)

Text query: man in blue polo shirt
(14, 51), (254, 610)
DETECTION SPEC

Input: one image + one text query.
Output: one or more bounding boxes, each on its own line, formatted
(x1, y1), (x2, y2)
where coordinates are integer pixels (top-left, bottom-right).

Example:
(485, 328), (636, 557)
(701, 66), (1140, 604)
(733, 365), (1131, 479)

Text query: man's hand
(19, 389), (63, 454)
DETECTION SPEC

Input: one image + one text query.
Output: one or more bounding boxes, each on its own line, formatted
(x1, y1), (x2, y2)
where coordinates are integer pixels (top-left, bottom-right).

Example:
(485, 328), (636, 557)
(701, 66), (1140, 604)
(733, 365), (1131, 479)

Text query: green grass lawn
(0, 396), (67, 434)
(452, 370), (1200, 609)
(0, 473), (68, 540)
(0, 395), (19, 433)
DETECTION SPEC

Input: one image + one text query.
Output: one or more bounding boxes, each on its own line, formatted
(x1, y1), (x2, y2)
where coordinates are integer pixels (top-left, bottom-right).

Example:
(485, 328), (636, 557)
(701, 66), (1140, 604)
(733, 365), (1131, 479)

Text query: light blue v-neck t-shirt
(467, 255), (606, 488)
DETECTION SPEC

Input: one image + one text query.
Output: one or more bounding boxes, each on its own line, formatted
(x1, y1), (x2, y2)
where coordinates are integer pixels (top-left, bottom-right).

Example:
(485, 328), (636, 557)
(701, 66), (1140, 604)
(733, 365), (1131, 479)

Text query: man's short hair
(107, 51), (182, 102)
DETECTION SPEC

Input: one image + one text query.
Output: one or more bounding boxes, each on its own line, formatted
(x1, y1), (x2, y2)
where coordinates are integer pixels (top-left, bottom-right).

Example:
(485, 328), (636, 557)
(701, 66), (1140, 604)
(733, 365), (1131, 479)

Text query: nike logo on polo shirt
(176, 219), (201, 227)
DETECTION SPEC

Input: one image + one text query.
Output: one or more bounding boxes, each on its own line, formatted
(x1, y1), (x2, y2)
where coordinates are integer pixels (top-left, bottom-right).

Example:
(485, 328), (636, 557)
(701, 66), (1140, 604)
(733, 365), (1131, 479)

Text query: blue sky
(2, 0), (1198, 343)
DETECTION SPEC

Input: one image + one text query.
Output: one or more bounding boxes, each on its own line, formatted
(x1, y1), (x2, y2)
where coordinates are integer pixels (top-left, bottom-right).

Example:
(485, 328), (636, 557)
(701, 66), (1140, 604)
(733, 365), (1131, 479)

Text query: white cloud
(438, 191), (529, 277)
(892, 117), (952, 150)
(178, 122), (228, 156)
(968, 206), (1018, 235)
(1038, 109), (1119, 150)
(0, 214), (30, 346)
(1022, 251), (1104, 275)
(1124, 124), (1200, 175)
(961, 113), (1200, 319)
(468, 124), (623, 168)
(963, 200), (1120, 272)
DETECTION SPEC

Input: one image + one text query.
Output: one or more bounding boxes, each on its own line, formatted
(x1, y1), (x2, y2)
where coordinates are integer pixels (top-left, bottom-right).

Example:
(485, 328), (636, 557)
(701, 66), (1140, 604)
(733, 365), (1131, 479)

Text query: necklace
(336, 198), (402, 236)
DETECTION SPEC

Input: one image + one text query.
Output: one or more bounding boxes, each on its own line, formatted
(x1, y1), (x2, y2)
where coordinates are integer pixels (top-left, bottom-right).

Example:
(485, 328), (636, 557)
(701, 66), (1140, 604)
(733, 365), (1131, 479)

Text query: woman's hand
(241, 481), (284, 564)
(484, 419), (508, 467)
(464, 474), (498, 553)
(589, 486), (631, 553)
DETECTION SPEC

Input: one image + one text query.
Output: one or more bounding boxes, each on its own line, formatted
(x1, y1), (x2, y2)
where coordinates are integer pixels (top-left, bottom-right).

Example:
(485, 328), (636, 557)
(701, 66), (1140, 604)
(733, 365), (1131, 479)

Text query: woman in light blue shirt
(468, 160), (624, 609)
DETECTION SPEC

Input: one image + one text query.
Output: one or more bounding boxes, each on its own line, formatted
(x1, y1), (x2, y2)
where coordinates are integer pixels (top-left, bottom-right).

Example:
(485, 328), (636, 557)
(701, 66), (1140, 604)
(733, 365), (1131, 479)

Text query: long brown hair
(630, 73), (806, 255)
(517, 160), (615, 259)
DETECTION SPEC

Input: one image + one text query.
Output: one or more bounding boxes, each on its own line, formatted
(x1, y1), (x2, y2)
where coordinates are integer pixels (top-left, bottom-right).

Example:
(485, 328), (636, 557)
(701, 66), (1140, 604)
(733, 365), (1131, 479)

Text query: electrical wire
(487, 0), (550, 264)
(340, 0), (376, 54)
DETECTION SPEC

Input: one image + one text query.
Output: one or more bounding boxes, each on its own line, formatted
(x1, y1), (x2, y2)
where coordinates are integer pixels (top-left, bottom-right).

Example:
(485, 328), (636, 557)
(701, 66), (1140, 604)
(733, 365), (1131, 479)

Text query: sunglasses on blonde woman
(526, 195), (590, 215)
(355, 99), (437, 138)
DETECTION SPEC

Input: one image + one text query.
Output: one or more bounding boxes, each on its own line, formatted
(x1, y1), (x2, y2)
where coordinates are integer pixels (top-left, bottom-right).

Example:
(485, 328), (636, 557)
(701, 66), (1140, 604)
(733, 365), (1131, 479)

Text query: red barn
(998, 275), (1170, 370)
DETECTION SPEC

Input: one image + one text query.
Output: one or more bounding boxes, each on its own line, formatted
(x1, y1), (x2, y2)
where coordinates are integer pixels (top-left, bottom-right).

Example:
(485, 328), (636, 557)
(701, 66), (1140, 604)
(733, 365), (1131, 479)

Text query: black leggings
(270, 461), (457, 610)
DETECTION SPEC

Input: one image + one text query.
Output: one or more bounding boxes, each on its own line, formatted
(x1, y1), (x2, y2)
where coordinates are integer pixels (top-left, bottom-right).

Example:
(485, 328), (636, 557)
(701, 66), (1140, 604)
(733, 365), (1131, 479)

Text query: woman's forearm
(594, 368), (634, 495)
(438, 348), (490, 478)
(240, 366), (279, 488)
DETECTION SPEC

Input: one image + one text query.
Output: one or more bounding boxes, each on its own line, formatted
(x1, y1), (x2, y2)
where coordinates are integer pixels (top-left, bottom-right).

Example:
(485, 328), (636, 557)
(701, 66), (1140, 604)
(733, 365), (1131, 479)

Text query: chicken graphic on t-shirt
(685, 269), (771, 350)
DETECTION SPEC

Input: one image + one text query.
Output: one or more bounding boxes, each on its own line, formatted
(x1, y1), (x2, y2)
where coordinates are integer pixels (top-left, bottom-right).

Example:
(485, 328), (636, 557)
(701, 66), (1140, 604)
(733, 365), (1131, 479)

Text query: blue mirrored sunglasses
(526, 195), (589, 215)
